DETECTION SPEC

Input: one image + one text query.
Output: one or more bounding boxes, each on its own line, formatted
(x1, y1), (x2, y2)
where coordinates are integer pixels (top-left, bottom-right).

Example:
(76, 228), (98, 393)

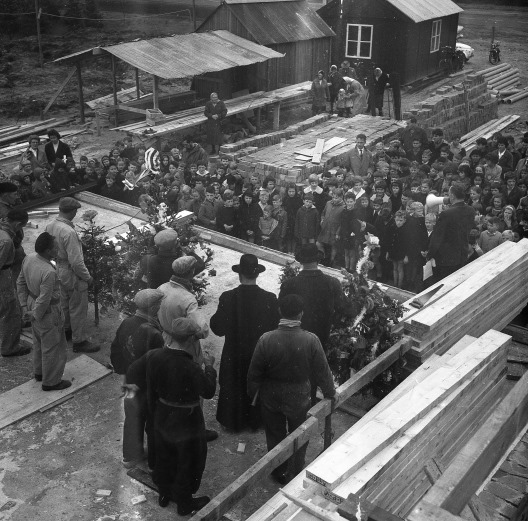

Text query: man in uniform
(111, 288), (165, 469)
(0, 208), (30, 357)
(126, 317), (216, 514)
(45, 197), (98, 353)
(17, 232), (70, 390)
(158, 256), (218, 442)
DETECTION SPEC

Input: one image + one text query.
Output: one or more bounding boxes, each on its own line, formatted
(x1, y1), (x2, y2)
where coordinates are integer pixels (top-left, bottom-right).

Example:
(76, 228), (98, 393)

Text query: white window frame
(345, 24), (373, 59)
(430, 20), (442, 53)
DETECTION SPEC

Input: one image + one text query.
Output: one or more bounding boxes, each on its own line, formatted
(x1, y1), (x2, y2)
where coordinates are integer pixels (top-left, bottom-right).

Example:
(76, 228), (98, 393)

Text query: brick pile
(402, 73), (498, 139)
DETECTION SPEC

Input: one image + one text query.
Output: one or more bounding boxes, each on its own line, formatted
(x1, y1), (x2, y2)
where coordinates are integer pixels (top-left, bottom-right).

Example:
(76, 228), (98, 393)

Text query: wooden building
(317, 0), (463, 85)
(195, 0), (335, 99)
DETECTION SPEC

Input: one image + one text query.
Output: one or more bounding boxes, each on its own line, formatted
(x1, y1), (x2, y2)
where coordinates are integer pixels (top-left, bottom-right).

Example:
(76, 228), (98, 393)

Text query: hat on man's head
(59, 197), (81, 212)
(171, 317), (201, 340)
(172, 255), (197, 276)
(232, 254), (265, 278)
(295, 244), (322, 264)
(154, 228), (178, 249)
(134, 289), (165, 310)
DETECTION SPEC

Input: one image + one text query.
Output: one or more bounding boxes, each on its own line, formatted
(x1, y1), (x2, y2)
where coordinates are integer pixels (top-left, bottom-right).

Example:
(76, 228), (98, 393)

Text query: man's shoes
(122, 459), (141, 470)
(35, 374), (43, 382)
(205, 429), (218, 442)
(158, 495), (170, 508)
(177, 496), (210, 516)
(42, 380), (72, 391)
(2, 347), (31, 357)
(271, 471), (290, 486)
(64, 329), (72, 341)
(72, 341), (100, 353)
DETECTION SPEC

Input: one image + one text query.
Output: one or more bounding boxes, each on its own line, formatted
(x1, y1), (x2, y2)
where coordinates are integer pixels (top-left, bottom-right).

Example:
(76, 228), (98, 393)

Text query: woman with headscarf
(310, 70), (329, 116)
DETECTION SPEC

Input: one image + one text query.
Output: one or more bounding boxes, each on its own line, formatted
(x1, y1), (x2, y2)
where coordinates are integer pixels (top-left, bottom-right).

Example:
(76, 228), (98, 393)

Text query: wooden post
(462, 81), (470, 134)
(324, 413), (333, 449)
(153, 75), (159, 110)
(391, 72), (402, 120)
(256, 107), (261, 134)
(111, 55), (118, 126)
(272, 101), (280, 131)
(35, 0), (43, 68)
(96, 111), (101, 137)
(135, 68), (140, 99)
(76, 62), (85, 124)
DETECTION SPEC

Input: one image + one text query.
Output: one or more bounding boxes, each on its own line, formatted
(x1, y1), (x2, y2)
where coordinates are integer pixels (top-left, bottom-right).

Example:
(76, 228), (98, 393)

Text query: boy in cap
(111, 288), (165, 469)
(197, 185), (217, 229)
(126, 317), (216, 513)
(295, 193), (320, 245)
(45, 197), (98, 353)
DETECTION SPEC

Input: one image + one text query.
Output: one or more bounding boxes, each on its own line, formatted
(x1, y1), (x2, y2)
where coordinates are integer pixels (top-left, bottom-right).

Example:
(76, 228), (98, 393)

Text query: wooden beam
(256, 107), (261, 133)
(189, 416), (319, 521)
(114, 104), (148, 115)
(421, 368), (528, 515)
(17, 182), (97, 212)
(43, 66), (76, 115)
(272, 102), (280, 131)
(111, 54), (118, 126)
(76, 62), (85, 124)
(153, 75), (159, 110)
(312, 138), (325, 164)
(74, 191), (147, 221)
(135, 67), (140, 100)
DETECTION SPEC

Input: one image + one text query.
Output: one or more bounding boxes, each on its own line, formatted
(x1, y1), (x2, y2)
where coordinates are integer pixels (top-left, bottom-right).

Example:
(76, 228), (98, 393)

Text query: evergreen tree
(84, 0), (102, 27)
(63, 0), (83, 27)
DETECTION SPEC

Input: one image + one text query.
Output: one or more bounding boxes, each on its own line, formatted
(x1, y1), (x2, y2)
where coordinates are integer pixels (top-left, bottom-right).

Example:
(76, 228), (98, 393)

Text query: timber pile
(401, 239), (528, 367)
(236, 115), (406, 185)
(482, 63), (521, 95)
(246, 330), (511, 521)
(402, 72), (498, 138)
(459, 114), (520, 154)
(0, 117), (73, 147)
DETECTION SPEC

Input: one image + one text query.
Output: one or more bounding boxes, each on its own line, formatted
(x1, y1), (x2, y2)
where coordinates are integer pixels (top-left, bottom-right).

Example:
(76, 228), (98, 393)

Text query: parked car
(456, 42), (474, 62)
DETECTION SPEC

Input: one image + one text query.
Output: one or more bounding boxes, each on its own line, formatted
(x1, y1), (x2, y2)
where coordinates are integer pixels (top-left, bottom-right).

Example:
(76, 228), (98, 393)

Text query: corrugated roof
(55, 31), (283, 78)
(227, 1), (335, 45)
(385, 0), (463, 23)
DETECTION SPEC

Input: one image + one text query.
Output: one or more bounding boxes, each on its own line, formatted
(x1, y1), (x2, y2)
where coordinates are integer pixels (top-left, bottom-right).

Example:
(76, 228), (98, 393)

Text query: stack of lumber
(402, 239), (528, 366)
(502, 86), (528, 105)
(246, 330), (511, 521)
(402, 72), (498, 138)
(236, 115), (406, 184)
(460, 114), (520, 154)
(0, 117), (73, 147)
(482, 63), (520, 94)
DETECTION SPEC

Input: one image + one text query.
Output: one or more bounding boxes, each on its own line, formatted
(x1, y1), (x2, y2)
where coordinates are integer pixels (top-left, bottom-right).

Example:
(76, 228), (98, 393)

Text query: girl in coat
(282, 184), (303, 254)
(317, 188), (345, 266)
(310, 71), (329, 115)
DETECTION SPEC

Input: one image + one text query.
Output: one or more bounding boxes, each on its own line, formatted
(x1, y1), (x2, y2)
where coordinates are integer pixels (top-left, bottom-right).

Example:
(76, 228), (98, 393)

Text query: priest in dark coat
(210, 254), (279, 432)
(204, 92), (227, 155)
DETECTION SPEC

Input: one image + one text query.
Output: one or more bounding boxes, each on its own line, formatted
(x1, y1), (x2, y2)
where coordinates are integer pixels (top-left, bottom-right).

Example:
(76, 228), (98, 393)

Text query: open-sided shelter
(317, 0), (463, 84)
(196, 0), (335, 96)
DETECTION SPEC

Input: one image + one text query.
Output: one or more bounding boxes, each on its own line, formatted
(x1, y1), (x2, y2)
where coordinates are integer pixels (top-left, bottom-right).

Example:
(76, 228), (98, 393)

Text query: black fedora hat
(295, 244), (322, 264)
(232, 254), (266, 277)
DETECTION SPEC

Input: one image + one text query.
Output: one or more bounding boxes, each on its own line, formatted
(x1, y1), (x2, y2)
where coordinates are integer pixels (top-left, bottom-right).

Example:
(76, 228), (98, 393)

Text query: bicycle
(439, 46), (465, 75)
(489, 41), (501, 65)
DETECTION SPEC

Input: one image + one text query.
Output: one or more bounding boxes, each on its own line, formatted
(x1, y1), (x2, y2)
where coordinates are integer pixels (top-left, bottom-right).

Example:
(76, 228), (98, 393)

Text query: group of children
(4, 125), (528, 292)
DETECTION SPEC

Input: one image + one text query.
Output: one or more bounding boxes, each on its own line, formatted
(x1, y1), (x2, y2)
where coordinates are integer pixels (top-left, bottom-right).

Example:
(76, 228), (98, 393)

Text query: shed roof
(225, 1), (335, 45)
(55, 30), (283, 79)
(385, 0), (463, 23)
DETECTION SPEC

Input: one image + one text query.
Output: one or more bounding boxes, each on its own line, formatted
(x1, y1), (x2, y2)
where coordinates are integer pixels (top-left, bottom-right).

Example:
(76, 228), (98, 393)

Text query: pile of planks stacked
(460, 114), (521, 155)
(245, 330), (511, 521)
(401, 239), (528, 367)
(0, 117), (73, 148)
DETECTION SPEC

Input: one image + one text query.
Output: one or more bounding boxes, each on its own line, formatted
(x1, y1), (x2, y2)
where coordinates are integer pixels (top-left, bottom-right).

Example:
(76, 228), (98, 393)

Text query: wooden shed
(196, 0), (335, 98)
(317, 0), (463, 85)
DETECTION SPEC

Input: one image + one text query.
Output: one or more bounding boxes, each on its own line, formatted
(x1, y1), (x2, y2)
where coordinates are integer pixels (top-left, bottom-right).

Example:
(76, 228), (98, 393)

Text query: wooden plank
(421, 369), (528, 515)
(337, 492), (404, 521)
(43, 66), (76, 115)
(188, 416), (319, 521)
(407, 501), (467, 521)
(0, 355), (111, 430)
(477, 490), (517, 519)
(280, 490), (342, 521)
(305, 331), (511, 489)
(503, 325), (528, 346)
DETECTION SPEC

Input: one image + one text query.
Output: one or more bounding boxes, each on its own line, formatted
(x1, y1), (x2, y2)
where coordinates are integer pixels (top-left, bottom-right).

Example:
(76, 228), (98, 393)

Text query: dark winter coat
(204, 100), (227, 146)
(295, 206), (320, 240)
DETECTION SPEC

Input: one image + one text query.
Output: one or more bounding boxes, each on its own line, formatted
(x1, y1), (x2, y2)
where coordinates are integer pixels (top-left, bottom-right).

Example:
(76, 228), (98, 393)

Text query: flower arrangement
(279, 235), (404, 397)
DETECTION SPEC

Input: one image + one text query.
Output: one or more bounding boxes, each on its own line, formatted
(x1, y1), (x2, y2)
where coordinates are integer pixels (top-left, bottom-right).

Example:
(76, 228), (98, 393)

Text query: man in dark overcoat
(210, 254), (279, 432)
(204, 92), (228, 155)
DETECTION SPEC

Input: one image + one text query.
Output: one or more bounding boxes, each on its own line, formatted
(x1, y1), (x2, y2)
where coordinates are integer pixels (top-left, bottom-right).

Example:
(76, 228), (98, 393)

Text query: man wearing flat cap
(45, 197), (98, 353)
(210, 254), (279, 432)
(111, 288), (165, 469)
(157, 255), (217, 441)
(126, 317), (216, 514)
(135, 228), (205, 289)
(279, 244), (353, 403)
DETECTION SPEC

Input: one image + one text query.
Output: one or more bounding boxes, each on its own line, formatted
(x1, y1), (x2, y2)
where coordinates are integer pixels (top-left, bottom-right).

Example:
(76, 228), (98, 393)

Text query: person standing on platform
(17, 232), (70, 390)
(247, 294), (335, 484)
(370, 68), (390, 116)
(45, 197), (99, 353)
(126, 317), (216, 514)
(204, 93), (227, 155)
(210, 254), (279, 432)
(328, 65), (345, 114)
(111, 289), (165, 470)
(427, 183), (476, 283)
(310, 71), (330, 116)
(0, 208), (30, 358)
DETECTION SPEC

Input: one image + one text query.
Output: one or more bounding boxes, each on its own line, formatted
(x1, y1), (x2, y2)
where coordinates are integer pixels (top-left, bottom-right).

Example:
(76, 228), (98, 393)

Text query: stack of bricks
(234, 114), (406, 190)
(402, 73), (498, 139)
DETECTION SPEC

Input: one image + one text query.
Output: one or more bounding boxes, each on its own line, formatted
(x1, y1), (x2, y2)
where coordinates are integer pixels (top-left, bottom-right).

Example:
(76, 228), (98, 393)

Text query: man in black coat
(370, 68), (390, 116)
(427, 183), (476, 283)
(328, 65), (345, 114)
(210, 254), (279, 432)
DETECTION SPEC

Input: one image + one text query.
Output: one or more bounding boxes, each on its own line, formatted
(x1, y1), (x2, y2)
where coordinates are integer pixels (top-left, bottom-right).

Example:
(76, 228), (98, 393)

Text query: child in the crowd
(484, 153), (502, 183)
(282, 184), (303, 254)
(304, 173), (328, 214)
(271, 194), (288, 252)
(355, 193), (375, 224)
(338, 193), (359, 272)
(389, 180), (403, 214)
(502, 229), (514, 242)
(239, 189), (261, 243)
(178, 185), (194, 212)
(487, 194), (504, 218)
(336, 89), (350, 117)
(197, 185), (217, 229)
(479, 216), (503, 253)
(450, 134), (466, 161)
(216, 192), (236, 236)
(166, 186), (181, 213)
(259, 205), (279, 248)
(32, 170), (52, 198)
(467, 229), (484, 263)
(317, 188), (344, 266)
(50, 160), (71, 192)
(258, 189), (270, 213)
(501, 205), (517, 231)
(403, 202), (428, 292)
(385, 210), (407, 288)
(100, 173), (123, 201)
(295, 193), (320, 245)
